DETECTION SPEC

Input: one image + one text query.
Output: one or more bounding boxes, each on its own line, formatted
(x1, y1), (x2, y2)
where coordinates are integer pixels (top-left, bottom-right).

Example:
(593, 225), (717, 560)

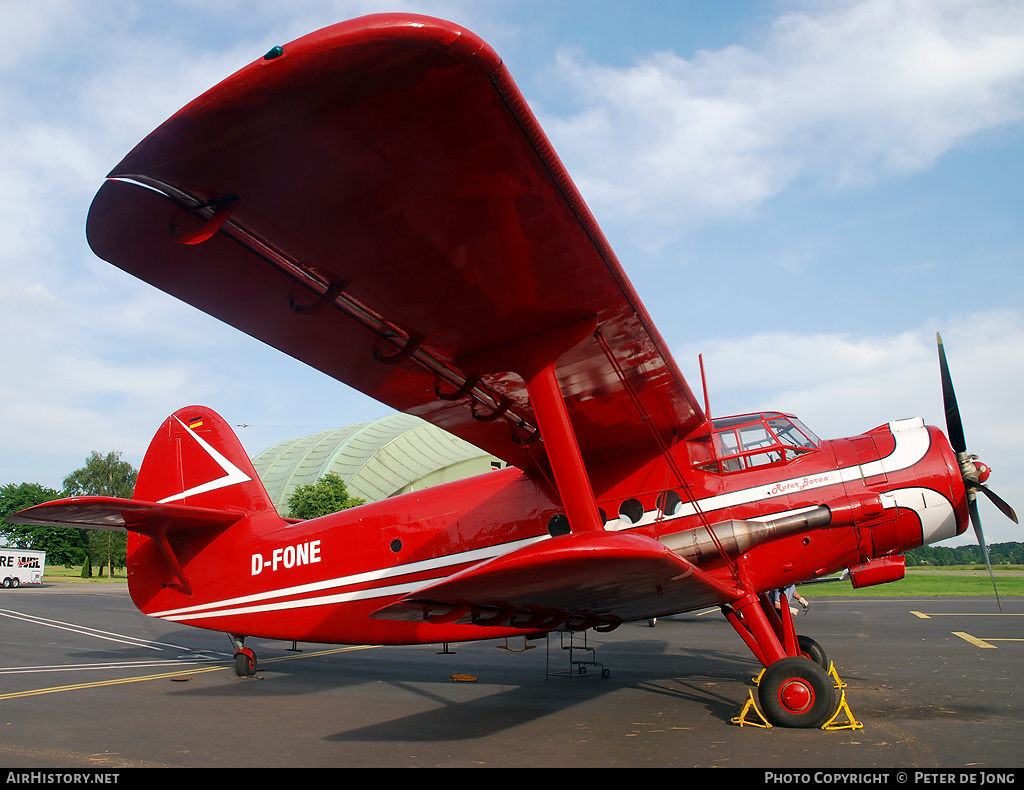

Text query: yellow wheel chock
(732, 690), (773, 727)
(822, 688), (863, 730)
(733, 661), (862, 730)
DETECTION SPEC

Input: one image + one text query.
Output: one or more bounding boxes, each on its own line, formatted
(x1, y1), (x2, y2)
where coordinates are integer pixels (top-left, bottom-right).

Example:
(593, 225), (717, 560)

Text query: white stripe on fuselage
(150, 418), (936, 623)
(150, 534), (548, 620)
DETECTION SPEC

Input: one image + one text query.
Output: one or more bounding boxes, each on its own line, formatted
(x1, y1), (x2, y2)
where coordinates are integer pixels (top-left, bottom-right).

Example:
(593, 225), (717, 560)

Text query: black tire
(758, 656), (837, 728)
(10, 578), (19, 589)
(797, 634), (828, 669)
(234, 650), (257, 677)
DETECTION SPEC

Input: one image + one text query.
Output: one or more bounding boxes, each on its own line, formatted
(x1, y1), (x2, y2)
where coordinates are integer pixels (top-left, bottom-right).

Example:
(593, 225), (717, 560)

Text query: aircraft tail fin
(133, 405), (276, 515)
(10, 406), (277, 596)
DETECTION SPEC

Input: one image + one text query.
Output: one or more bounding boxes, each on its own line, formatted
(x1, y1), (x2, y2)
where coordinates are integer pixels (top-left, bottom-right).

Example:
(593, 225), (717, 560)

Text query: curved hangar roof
(251, 413), (500, 516)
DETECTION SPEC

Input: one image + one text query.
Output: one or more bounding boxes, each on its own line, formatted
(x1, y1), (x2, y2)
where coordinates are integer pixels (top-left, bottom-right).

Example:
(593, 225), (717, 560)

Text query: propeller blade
(968, 497), (1001, 611)
(974, 484), (1019, 524)
(936, 333), (967, 454)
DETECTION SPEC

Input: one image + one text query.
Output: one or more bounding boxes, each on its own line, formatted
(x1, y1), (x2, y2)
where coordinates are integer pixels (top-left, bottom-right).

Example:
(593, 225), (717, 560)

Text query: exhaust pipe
(660, 506), (832, 563)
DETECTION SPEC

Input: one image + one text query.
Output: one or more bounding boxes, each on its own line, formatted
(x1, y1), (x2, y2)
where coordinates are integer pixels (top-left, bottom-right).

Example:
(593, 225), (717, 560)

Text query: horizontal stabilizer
(10, 496), (246, 597)
(9, 496), (242, 538)
(371, 531), (741, 631)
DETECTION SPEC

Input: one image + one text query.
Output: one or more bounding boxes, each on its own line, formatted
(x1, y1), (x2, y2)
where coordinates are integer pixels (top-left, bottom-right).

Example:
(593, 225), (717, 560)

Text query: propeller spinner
(936, 333), (1018, 609)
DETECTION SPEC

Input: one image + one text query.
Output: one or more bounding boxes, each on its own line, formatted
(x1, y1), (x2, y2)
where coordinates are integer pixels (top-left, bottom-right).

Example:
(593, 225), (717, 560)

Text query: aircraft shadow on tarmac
(136, 619), (767, 742)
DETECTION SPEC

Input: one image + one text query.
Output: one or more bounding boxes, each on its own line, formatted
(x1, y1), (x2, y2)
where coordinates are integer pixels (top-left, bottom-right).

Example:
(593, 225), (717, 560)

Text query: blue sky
(2, 0), (1022, 544)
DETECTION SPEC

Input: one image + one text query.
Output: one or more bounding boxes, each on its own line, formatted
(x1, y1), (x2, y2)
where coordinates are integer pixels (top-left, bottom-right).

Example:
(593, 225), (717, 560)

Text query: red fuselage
(124, 413), (968, 646)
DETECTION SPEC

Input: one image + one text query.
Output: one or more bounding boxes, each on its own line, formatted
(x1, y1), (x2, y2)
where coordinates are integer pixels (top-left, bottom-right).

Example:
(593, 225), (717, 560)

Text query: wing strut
(594, 330), (737, 575)
(526, 363), (603, 533)
(459, 315), (604, 533)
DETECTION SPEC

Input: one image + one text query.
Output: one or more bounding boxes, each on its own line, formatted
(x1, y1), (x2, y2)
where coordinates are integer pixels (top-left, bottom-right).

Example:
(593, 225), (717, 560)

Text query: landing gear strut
(229, 634), (257, 677)
(723, 592), (839, 728)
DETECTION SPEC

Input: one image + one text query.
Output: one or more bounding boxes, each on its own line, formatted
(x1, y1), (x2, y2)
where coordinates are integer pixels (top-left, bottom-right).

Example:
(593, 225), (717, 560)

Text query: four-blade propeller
(936, 333), (1018, 609)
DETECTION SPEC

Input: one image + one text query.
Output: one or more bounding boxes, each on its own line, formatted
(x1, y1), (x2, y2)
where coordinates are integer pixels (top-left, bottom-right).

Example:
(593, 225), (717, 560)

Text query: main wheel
(797, 634), (828, 669)
(758, 656), (837, 728)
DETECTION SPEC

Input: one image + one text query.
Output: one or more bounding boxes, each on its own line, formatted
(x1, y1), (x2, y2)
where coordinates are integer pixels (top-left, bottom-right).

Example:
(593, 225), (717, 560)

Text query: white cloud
(678, 308), (1024, 543)
(542, 0), (1024, 230)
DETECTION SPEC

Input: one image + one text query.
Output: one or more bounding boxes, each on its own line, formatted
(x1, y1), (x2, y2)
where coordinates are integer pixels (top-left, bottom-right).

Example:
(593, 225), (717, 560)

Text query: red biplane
(12, 14), (1017, 728)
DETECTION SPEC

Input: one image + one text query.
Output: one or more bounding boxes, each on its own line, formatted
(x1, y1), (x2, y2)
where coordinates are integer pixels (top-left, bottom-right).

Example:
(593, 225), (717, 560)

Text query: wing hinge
(171, 194), (239, 245)
(290, 281), (350, 315)
(374, 332), (426, 365)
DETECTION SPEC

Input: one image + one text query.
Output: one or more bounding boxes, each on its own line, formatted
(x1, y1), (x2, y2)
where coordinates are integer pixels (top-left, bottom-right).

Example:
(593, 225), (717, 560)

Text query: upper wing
(86, 13), (705, 470)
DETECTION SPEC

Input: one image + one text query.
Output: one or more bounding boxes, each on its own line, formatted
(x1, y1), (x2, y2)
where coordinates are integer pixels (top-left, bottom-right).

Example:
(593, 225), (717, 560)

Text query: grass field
(43, 565), (126, 582)
(801, 567), (1024, 598)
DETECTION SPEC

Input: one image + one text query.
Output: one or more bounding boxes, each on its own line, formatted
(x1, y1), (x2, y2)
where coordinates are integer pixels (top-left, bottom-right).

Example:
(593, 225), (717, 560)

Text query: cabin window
(618, 498), (644, 525)
(707, 412), (819, 473)
(656, 490), (682, 518)
(548, 513), (570, 537)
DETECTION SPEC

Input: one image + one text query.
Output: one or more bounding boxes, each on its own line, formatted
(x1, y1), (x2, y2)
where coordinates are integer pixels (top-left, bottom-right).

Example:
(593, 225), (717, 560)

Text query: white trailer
(0, 548), (45, 587)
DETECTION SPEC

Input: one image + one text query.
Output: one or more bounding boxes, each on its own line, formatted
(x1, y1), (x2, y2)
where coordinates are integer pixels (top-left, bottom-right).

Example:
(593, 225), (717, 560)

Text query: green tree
(0, 482), (89, 565)
(63, 451), (138, 578)
(287, 473), (365, 520)
(62, 451), (137, 498)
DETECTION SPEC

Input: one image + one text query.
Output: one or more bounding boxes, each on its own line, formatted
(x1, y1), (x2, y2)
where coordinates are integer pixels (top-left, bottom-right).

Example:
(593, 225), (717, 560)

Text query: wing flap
(86, 13), (705, 469)
(371, 531), (741, 628)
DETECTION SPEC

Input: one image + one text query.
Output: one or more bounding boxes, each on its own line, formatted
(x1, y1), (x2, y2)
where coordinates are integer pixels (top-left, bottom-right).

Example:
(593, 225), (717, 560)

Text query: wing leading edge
(85, 14), (705, 470)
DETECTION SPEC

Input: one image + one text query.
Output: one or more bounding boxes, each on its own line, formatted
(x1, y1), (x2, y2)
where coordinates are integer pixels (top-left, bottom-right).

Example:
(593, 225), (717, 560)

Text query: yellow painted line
(259, 644), (376, 665)
(912, 612), (1024, 616)
(953, 632), (998, 649)
(0, 663), (226, 700)
(912, 611), (1024, 621)
(0, 644), (376, 702)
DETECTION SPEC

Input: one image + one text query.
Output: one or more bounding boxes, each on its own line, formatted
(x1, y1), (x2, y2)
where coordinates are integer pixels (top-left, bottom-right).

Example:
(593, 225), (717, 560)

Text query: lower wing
(371, 530), (741, 631)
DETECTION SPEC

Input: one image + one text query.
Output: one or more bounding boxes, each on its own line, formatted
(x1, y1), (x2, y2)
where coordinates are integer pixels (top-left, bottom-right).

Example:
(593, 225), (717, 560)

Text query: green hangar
(251, 413), (502, 517)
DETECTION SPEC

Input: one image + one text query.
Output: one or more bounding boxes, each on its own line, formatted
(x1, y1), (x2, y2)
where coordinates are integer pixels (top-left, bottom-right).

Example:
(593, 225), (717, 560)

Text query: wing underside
(85, 13), (704, 470)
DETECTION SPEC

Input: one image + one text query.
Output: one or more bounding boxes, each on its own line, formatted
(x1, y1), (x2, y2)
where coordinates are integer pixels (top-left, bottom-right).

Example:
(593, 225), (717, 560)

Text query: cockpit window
(704, 413), (819, 473)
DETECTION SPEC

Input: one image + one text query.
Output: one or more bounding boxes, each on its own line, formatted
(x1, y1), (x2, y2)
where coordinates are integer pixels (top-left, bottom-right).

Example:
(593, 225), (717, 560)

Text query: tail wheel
(796, 634), (828, 669)
(234, 647), (257, 677)
(758, 656), (837, 729)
